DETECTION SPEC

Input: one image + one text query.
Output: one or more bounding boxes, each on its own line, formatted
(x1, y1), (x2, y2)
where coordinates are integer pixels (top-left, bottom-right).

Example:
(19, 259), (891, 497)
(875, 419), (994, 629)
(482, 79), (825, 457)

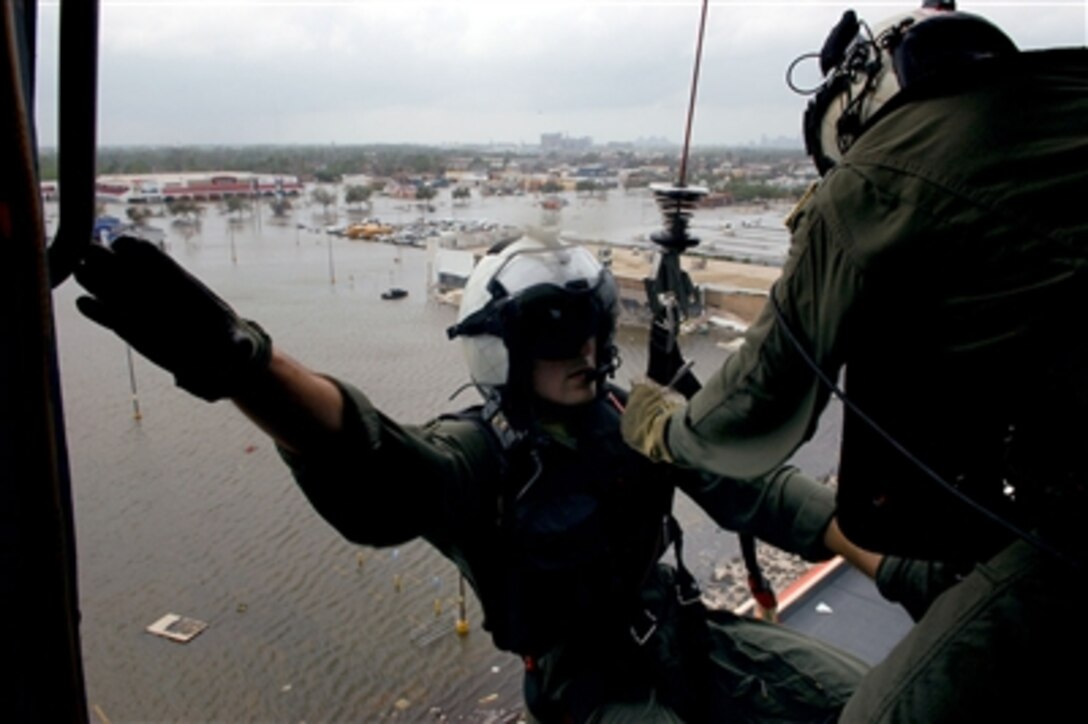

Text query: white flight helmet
(446, 237), (619, 398)
(790, 1), (1016, 174)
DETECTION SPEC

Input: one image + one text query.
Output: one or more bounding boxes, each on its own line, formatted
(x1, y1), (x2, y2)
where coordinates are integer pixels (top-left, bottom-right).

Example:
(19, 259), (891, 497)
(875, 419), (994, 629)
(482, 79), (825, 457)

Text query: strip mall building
(93, 172), (304, 204)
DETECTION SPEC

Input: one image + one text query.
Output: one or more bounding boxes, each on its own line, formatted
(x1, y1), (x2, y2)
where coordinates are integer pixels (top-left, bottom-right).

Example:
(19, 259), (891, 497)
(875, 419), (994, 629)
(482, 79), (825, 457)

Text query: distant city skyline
(76, 134), (807, 152)
(33, 1), (1085, 148)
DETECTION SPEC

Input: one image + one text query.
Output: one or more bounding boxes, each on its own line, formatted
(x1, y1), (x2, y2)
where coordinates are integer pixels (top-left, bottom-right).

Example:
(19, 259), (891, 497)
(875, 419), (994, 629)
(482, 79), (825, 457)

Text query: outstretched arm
(75, 236), (343, 455)
(74, 236), (486, 547)
(232, 348), (344, 455)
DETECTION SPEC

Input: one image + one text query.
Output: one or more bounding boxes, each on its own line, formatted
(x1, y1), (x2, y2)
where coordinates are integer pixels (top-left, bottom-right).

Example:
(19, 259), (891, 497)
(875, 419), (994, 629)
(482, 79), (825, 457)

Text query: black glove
(647, 318), (700, 398)
(75, 236), (272, 402)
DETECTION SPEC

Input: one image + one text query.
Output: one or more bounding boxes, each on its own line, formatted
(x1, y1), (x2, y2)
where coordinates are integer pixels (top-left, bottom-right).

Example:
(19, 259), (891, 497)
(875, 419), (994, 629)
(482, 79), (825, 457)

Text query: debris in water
(491, 666), (501, 674)
(236, 603), (248, 614)
(281, 683), (292, 693)
(92, 703), (111, 724)
(478, 693), (499, 704)
(243, 444), (257, 454)
(815, 602), (834, 615)
(394, 698), (411, 711)
(145, 613), (208, 643)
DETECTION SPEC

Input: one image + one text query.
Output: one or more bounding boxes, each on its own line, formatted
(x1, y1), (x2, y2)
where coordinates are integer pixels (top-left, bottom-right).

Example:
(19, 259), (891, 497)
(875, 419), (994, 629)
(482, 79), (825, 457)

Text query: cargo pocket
(704, 609), (869, 723)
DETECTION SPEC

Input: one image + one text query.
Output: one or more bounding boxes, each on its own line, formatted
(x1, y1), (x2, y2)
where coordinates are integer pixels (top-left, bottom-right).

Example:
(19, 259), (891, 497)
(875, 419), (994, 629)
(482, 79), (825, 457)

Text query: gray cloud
(33, 0), (1085, 147)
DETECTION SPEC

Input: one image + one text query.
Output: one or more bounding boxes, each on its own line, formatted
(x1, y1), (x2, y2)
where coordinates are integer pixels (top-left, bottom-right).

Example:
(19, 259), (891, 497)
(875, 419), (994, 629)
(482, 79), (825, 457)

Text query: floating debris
(815, 602), (834, 615)
(394, 698), (411, 711)
(92, 703), (111, 724)
(145, 613), (208, 643)
(478, 694), (499, 704)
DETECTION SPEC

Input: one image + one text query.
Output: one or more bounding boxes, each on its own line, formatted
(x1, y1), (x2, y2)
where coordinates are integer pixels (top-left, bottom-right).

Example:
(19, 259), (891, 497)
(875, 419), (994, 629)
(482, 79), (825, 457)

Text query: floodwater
(49, 188), (839, 722)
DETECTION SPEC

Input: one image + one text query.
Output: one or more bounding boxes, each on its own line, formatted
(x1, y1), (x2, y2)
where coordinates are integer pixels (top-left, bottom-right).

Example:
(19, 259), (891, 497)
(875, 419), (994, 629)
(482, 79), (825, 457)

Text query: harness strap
(742, 533), (779, 621)
(609, 390), (704, 641)
(628, 515), (703, 646)
(665, 515), (703, 606)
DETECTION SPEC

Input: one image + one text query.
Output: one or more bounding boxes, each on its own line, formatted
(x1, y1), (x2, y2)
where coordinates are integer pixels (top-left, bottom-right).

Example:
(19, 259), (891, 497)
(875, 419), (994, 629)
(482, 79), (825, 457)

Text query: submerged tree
(344, 184), (372, 210)
(452, 186), (471, 204)
(575, 179), (597, 196)
(166, 199), (204, 224)
(224, 195), (252, 219)
(125, 205), (154, 226)
(415, 184), (437, 216)
(269, 196), (293, 217)
(311, 187), (337, 220)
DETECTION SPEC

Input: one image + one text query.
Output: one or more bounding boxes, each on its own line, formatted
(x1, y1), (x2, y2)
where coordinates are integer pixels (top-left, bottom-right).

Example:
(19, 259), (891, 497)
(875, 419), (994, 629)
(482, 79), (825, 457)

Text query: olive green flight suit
(282, 379), (867, 721)
(664, 49), (1088, 722)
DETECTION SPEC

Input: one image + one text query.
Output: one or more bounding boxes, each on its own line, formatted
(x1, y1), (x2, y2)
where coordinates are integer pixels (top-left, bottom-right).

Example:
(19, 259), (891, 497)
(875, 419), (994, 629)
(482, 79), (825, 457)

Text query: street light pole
(327, 232), (336, 285)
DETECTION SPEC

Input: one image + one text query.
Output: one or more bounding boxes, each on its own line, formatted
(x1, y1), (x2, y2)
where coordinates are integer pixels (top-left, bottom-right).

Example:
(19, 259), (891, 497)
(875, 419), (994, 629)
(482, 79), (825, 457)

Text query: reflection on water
(54, 191), (835, 721)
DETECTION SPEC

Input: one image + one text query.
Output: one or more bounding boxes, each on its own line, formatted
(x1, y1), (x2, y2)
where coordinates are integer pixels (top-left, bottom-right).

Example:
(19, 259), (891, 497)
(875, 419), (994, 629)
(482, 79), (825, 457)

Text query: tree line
(37, 144), (810, 186)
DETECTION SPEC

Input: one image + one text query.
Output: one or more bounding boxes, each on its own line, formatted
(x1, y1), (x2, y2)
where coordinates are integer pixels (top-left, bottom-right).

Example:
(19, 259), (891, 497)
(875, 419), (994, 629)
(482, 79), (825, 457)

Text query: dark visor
(513, 282), (605, 360)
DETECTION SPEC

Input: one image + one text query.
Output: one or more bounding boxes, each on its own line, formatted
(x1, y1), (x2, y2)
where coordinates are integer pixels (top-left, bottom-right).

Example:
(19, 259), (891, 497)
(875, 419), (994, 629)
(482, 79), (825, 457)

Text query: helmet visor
(489, 246), (617, 361)
(447, 243), (619, 366)
(514, 283), (610, 360)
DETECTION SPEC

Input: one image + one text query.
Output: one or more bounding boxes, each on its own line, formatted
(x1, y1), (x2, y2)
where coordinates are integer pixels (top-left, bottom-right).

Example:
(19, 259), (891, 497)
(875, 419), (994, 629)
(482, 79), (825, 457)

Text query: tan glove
(621, 380), (686, 463)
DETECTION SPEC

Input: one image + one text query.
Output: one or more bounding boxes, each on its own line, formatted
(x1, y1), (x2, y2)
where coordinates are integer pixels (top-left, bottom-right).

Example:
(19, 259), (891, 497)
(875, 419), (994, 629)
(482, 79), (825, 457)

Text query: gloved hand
(875, 555), (965, 622)
(621, 379), (685, 463)
(647, 320), (701, 399)
(75, 236), (272, 402)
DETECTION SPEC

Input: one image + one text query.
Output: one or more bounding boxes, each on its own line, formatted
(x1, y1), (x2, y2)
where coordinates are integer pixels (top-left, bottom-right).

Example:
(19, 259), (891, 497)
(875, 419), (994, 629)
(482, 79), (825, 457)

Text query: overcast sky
(33, 0), (1087, 148)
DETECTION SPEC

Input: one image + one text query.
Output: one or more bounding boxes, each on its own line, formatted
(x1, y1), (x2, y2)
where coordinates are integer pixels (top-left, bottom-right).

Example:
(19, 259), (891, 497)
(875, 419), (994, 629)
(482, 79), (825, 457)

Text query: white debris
(145, 613), (208, 643)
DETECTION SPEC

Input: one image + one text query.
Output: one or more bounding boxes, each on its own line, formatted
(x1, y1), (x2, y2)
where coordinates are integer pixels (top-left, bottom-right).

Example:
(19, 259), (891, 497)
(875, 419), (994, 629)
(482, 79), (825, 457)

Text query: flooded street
(52, 189), (839, 721)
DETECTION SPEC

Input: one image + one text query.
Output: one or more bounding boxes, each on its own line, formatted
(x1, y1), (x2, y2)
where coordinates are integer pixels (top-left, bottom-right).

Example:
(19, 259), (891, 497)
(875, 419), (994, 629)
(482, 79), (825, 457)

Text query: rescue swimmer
(74, 233), (873, 722)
